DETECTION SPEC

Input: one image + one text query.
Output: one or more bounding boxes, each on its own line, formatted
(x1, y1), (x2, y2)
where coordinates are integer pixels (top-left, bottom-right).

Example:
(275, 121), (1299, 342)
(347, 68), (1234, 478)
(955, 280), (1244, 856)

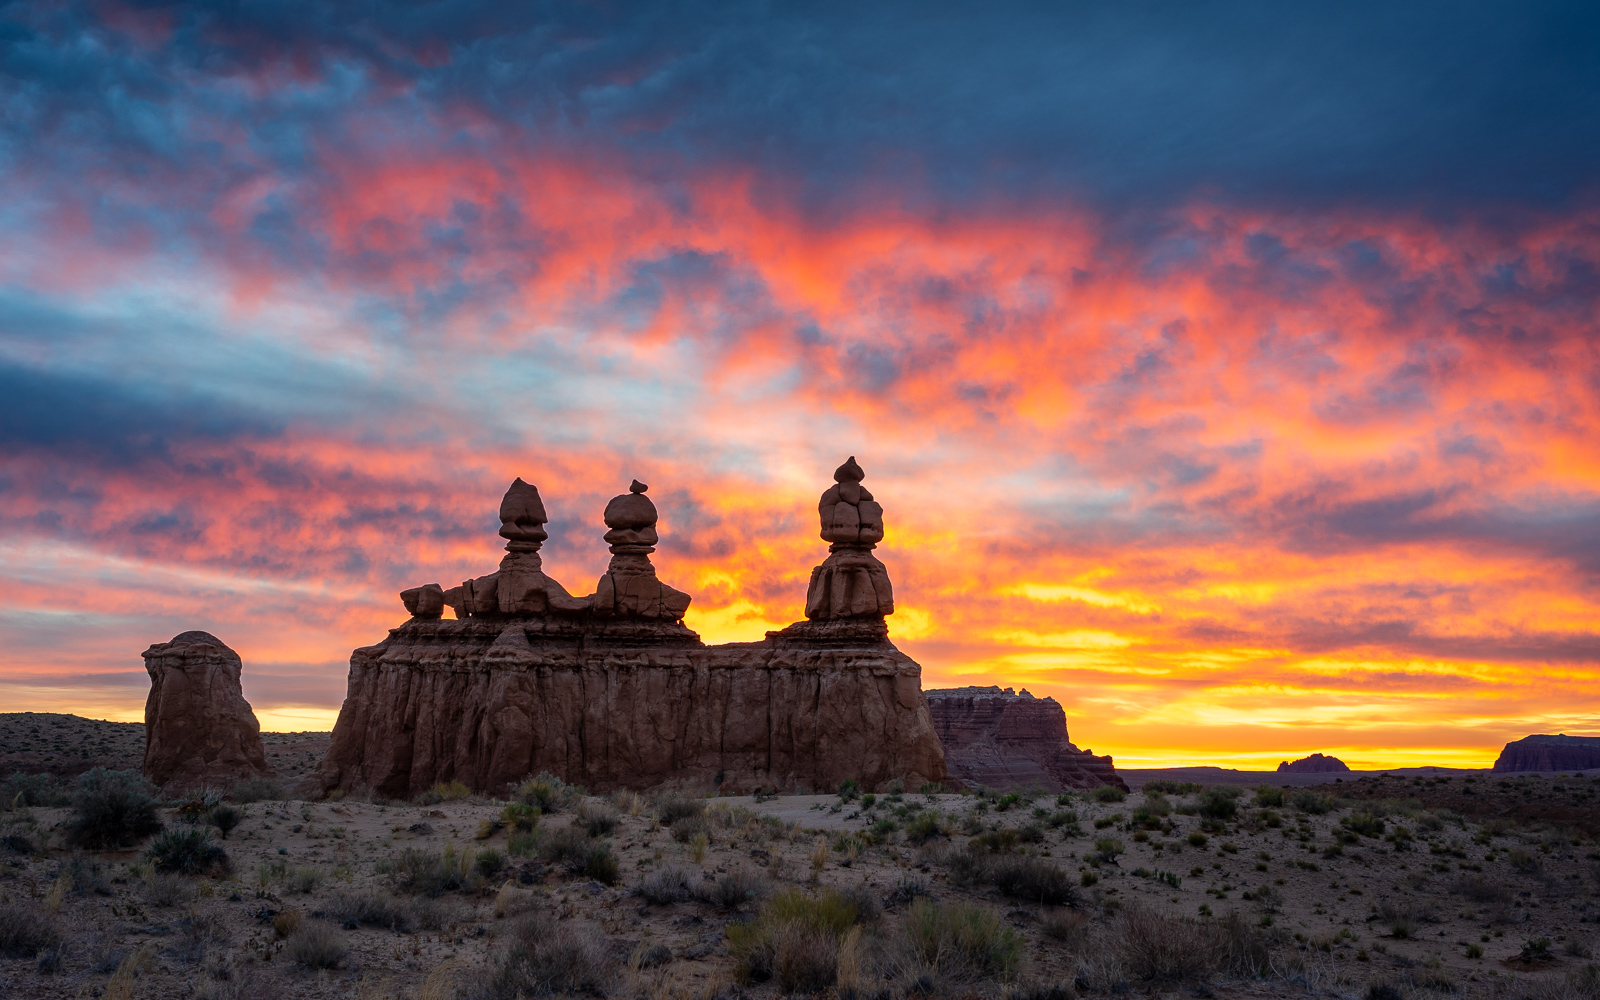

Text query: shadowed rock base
(925, 686), (1124, 792)
(142, 631), (273, 792)
(314, 616), (946, 799)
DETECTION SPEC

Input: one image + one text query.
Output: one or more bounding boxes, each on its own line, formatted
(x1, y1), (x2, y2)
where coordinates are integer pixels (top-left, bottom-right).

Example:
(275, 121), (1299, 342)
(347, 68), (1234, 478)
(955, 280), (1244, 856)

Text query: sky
(3, 1), (1600, 768)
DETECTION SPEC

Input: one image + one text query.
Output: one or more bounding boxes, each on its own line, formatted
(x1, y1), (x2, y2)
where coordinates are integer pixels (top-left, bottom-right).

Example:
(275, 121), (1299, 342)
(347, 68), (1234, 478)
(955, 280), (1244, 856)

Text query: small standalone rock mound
(924, 686), (1124, 791)
(142, 631), (272, 791)
(1277, 753), (1350, 773)
(1493, 734), (1600, 772)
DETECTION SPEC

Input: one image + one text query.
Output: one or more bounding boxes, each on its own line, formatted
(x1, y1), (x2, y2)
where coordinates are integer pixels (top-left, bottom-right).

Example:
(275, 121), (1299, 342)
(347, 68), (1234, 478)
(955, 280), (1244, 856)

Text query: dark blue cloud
(3, 0), (1598, 215)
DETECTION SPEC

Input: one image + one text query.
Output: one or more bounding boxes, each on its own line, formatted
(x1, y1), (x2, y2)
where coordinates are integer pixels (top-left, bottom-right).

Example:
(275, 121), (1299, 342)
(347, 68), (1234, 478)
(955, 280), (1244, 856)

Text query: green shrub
(489, 915), (615, 998)
(1094, 837), (1125, 863)
(386, 848), (468, 896)
(1342, 811), (1385, 838)
(837, 779), (861, 802)
(540, 825), (592, 864)
(1187, 832), (1208, 848)
(430, 780), (471, 801)
(1090, 785), (1128, 803)
(1198, 789), (1239, 820)
(995, 792), (1024, 812)
(905, 813), (945, 845)
(321, 891), (410, 931)
(580, 843), (619, 884)
(516, 773), (582, 813)
(969, 829), (1020, 853)
(669, 814), (711, 843)
(1143, 781), (1203, 795)
(1290, 789), (1334, 814)
(65, 768), (162, 848)
(476, 848), (507, 878)
(176, 791), (223, 823)
(508, 831), (540, 857)
(1253, 785), (1285, 808)
(988, 855), (1077, 906)
(1, 773), (67, 808)
(208, 804), (244, 839)
(635, 867), (690, 905)
(501, 802), (540, 832)
(727, 888), (863, 992)
(902, 898), (1022, 982)
(146, 826), (228, 875)
(695, 868), (768, 909)
(654, 796), (705, 825)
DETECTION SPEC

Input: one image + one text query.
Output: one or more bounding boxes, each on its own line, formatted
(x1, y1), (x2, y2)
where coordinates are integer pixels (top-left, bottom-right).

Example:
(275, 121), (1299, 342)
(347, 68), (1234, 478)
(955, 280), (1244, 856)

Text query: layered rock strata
(924, 686), (1124, 791)
(1493, 734), (1600, 772)
(1277, 753), (1349, 773)
(316, 470), (945, 797)
(142, 631), (273, 791)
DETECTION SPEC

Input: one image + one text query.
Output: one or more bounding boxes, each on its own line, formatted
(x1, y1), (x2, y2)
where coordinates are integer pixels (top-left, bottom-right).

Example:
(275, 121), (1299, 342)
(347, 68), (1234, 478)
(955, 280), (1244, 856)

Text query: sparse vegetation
(0, 900), (62, 958)
(146, 826), (229, 875)
(902, 898), (1022, 982)
(728, 887), (866, 993)
(286, 921), (346, 969)
(489, 915), (615, 998)
(65, 768), (163, 848)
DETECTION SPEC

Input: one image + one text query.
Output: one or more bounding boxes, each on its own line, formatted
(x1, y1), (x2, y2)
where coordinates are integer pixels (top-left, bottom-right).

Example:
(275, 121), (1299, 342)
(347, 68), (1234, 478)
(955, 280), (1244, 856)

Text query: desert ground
(3, 718), (1599, 1000)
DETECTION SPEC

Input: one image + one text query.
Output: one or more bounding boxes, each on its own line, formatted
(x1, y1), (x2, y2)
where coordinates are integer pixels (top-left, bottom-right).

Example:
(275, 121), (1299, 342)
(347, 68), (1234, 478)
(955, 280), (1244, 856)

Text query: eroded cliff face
(314, 617), (946, 798)
(924, 686), (1124, 792)
(1494, 734), (1600, 773)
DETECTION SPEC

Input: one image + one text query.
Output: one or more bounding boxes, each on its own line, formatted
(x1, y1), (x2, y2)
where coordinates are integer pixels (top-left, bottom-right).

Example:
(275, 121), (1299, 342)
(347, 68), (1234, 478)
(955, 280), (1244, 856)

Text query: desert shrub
(1341, 811), (1386, 838)
(906, 812), (945, 845)
(579, 843), (619, 884)
(2, 832), (38, 855)
(989, 855), (1078, 906)
(1143, 781), (1203, 795)
(654, 795), (706, 825)
(476, 848), (507, 878)
(1453, 874), (1512, 906)
(176, 791), (224, 823)
(172, 910), (232, 964)
(1113, 906), (1217, 982)
(516, 773), (582, 813)
(1253, 785), (1286, 807)
(1042, 908), (1089, 945)
(430, 780), (472, 802)
(63, 852), (111, 895)
(228, 776), (282, 803)
(1187, 832), (1208, 848)
(538, 825), (592, 865)
(901, 898), (1022, 982)
(728, 888), (864, 992)
(412, 898), (455, 932)
(1094, 837), (1125, 863)
(970, 828), (1020, 854)
(575, 801), (618, 837)
(0, 900), (62, 958)
(2, 772), (67, 808)
(635, 866), (691, 905)
(387, 848), (469, 896)
(1509, 850), (1543, 875)
(144, 872), (192, 907)
(321, 891), (411, 931)
(66, 768), (162, 848)
(1090, 785), (1128, 803)
(207, 804), (243, 839)
(147, 826), (229, 875)
(284, 866), (323, 894)
(286, 921), (345, 969)
(1210, 910), (1271, 976)
(669, 813), (711, 843)
(1290, 789), (1335, 814)
(947, 848), (991, 887)
(501, 802), (540, 832)
(883, 876), (929, 911)
(1198, 788), (1240, 820)
(508, 831), (540, 857)
(1377, 902), (1417, 939)
(697, 868), (768, 909)
(488, 915), (615, 999)
(837, 779), (862, 802)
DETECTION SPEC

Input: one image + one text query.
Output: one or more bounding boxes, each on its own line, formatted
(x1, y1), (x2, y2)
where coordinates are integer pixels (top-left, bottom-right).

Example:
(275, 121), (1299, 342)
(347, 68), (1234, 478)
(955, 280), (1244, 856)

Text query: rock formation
(316, 469), (945, 797)
(591, 481), (693, 620)
(141, 631), (273, 791)
(1493, 734), (1600, 772)
(805, 457), (894, 621)
(1277, 753), (1350, 773)
(924, 686), (1124, 791)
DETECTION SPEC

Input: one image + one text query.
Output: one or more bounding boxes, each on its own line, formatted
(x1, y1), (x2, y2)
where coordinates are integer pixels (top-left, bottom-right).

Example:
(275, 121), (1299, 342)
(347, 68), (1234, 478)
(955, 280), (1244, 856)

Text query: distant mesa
(1493, 734), (1600, 773)
(924, 686), (1125, 792)
(1277, 753), (1349, 773)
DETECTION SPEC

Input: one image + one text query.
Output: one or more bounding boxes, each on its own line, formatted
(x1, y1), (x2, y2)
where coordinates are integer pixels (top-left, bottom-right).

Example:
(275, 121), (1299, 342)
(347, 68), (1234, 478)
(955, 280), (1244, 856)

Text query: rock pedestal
(924, 686), (1124, 791)
(317, 472), (945, 797)
(805, 457), (894, 620)
(141, 631), (273, 791)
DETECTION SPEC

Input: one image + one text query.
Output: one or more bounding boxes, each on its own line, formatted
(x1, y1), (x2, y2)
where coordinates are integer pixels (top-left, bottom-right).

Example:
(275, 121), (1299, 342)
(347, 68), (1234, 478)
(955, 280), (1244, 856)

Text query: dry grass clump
(65, 767), (163, 848)
(321, 891), (412, 931)
(728, 887), (874, 994)
(988, 855), (1078, 906)
(1108, 906), (1269, 984)
(537, 824), (619, 882)
(668, 812), (712, 844)
(696, 868), (769, 910)
(635, 866), (691, 905)
(655, 795), (706, 825)
(0, 899), (63, 958)
(385, 847), (470, 896)
(488, 915), (615, 998)
(285, 921), (345, 969)
(575, 800), (619, 836)
(900, 897), (1022, 983)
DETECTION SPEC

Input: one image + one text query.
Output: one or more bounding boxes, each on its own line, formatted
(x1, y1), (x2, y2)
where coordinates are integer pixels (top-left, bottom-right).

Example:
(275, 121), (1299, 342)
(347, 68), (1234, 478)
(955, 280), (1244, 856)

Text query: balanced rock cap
(834, 457), (865, 483)
(498, 478), (549, 544)
(605, 483), (658, 530)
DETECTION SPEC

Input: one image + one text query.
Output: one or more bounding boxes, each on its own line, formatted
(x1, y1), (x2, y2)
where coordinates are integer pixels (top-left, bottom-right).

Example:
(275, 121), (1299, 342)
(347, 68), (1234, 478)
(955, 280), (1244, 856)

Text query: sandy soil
(1, 773), (1597, 999)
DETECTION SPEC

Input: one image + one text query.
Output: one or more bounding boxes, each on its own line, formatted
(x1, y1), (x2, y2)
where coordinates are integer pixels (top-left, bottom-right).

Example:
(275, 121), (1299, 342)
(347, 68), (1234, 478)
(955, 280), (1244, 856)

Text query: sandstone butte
(1493, 734), (1600, 773)
(924, 686), (1124, 792)
(142, 630), (273, 792)
(1277, 752), (1350, 773)
(315, 461), (948, 799)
